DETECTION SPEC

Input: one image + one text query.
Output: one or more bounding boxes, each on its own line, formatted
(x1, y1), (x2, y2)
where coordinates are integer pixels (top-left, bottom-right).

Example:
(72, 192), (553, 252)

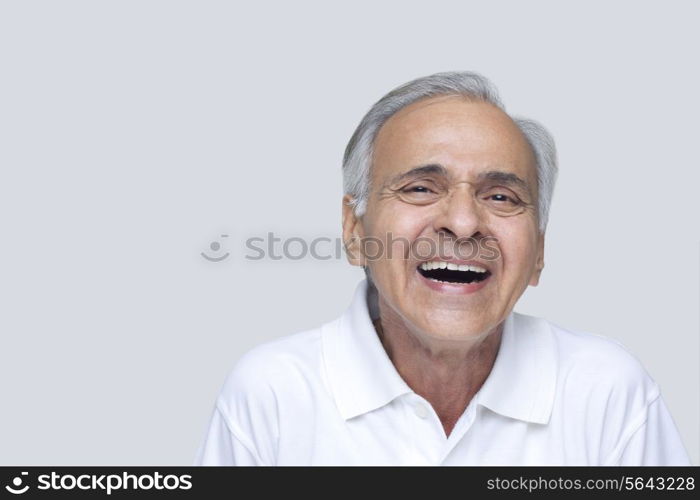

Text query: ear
(529, 232), (545, 287)
(342, 194), (366, 267)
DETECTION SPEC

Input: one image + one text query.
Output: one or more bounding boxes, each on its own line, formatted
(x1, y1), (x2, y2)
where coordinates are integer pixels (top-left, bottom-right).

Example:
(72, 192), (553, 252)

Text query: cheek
(367, 207), (432, 254)
(493, 220), (540, 269)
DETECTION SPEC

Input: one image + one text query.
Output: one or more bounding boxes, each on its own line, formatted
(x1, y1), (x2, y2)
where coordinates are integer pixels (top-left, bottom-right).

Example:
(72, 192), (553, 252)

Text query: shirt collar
(476, 311), (557, 424)
(322, 279), (412, 420)
(322, 279), (557, 424)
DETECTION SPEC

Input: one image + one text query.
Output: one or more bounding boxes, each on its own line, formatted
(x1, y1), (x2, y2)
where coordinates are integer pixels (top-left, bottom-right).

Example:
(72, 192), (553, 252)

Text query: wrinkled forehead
(372, 96), (538, 189)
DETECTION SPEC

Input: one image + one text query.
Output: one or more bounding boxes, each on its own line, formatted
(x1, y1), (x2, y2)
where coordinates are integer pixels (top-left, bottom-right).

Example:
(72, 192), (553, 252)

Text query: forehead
(372, 95), (537, 185)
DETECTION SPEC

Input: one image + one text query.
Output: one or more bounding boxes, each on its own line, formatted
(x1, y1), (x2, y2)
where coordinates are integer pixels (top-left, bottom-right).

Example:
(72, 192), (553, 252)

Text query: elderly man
(195, 72), (690, 465)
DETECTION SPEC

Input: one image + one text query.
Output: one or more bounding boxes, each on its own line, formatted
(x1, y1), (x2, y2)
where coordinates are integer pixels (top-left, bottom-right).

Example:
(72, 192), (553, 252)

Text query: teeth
(427, 277), (477, 284)
(419, 261), (488, 273)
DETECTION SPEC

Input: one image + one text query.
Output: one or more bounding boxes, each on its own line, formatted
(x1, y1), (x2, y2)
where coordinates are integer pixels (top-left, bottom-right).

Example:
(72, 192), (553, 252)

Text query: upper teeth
(419, 261), (487, 273)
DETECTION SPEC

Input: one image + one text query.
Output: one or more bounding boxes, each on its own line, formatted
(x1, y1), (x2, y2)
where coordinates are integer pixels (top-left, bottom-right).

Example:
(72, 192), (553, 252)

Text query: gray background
(1, 0), (697, 465)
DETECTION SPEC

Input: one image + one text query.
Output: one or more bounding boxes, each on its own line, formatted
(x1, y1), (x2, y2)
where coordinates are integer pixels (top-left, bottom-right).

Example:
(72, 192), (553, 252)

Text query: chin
(418, 318), (491, 342)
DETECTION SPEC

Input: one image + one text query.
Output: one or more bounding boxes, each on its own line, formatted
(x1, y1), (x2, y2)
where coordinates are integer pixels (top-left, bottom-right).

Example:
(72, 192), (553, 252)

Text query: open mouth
(417, 261), (491, 285)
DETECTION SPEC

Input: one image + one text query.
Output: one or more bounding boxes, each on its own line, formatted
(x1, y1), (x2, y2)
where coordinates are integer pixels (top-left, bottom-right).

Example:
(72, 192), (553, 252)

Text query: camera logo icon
(5, 472), (29, 494)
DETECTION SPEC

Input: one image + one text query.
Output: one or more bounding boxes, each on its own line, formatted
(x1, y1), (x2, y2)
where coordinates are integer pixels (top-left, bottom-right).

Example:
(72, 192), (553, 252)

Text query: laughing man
(195, 72), (690, 466)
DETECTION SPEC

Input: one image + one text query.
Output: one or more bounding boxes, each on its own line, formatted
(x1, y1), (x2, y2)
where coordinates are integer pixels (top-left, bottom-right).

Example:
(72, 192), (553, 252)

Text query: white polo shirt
(195, 279), (691, 466)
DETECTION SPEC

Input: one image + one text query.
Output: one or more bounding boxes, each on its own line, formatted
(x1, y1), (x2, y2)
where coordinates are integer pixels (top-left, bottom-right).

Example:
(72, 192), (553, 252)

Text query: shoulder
(511, 312), (660, 419)
(219, 321), (330, 405)
(520, 313), (662, 454)
(540, 315), (658, 399)
(521, 314), (688, 464)
(212, 321), (334, 463)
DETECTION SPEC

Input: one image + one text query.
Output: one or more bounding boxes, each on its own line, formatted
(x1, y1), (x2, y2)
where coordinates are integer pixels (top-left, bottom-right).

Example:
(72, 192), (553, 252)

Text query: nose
(433, 184), (485, 240)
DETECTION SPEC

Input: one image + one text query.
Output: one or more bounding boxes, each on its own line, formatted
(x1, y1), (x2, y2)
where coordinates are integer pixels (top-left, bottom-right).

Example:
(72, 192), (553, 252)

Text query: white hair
(342, 71), (558, 232)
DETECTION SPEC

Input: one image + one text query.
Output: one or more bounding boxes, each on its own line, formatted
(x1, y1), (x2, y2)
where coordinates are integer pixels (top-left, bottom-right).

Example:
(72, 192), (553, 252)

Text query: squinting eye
(488, 193), (518, 204)
(490, 194), (513, 201)
(403, 185), (433, 193)
(395, 183), (443, 205)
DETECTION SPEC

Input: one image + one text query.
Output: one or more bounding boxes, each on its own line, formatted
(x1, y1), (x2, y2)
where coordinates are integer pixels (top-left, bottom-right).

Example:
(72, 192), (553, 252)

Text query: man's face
(343, 95), (545, 342)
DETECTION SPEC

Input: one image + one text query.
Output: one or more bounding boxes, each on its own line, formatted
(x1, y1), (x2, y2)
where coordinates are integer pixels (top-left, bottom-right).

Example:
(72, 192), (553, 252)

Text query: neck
(373, 305), (503, 438)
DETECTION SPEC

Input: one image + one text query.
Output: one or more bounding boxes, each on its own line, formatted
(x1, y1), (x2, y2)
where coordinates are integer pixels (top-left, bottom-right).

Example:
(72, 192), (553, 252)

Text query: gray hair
(342, 71), (558, 233)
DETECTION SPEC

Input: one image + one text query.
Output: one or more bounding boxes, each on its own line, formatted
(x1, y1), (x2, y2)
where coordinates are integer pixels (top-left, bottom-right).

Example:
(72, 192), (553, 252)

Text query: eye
(395, 182), (444, 205)
(402, 185), (433, 194)
(480, 189), (527, 215)
(488, 193), (517, 203)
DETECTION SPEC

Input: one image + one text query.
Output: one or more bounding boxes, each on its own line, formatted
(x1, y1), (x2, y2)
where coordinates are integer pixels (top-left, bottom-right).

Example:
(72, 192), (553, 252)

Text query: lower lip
(416, 269), (491, 295)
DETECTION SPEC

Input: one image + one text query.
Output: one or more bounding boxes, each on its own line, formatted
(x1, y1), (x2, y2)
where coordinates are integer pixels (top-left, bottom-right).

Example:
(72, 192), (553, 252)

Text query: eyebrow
(382, 164), (530, 192)
(382, 164), (448, 188)
(477, 170), (530, 192)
